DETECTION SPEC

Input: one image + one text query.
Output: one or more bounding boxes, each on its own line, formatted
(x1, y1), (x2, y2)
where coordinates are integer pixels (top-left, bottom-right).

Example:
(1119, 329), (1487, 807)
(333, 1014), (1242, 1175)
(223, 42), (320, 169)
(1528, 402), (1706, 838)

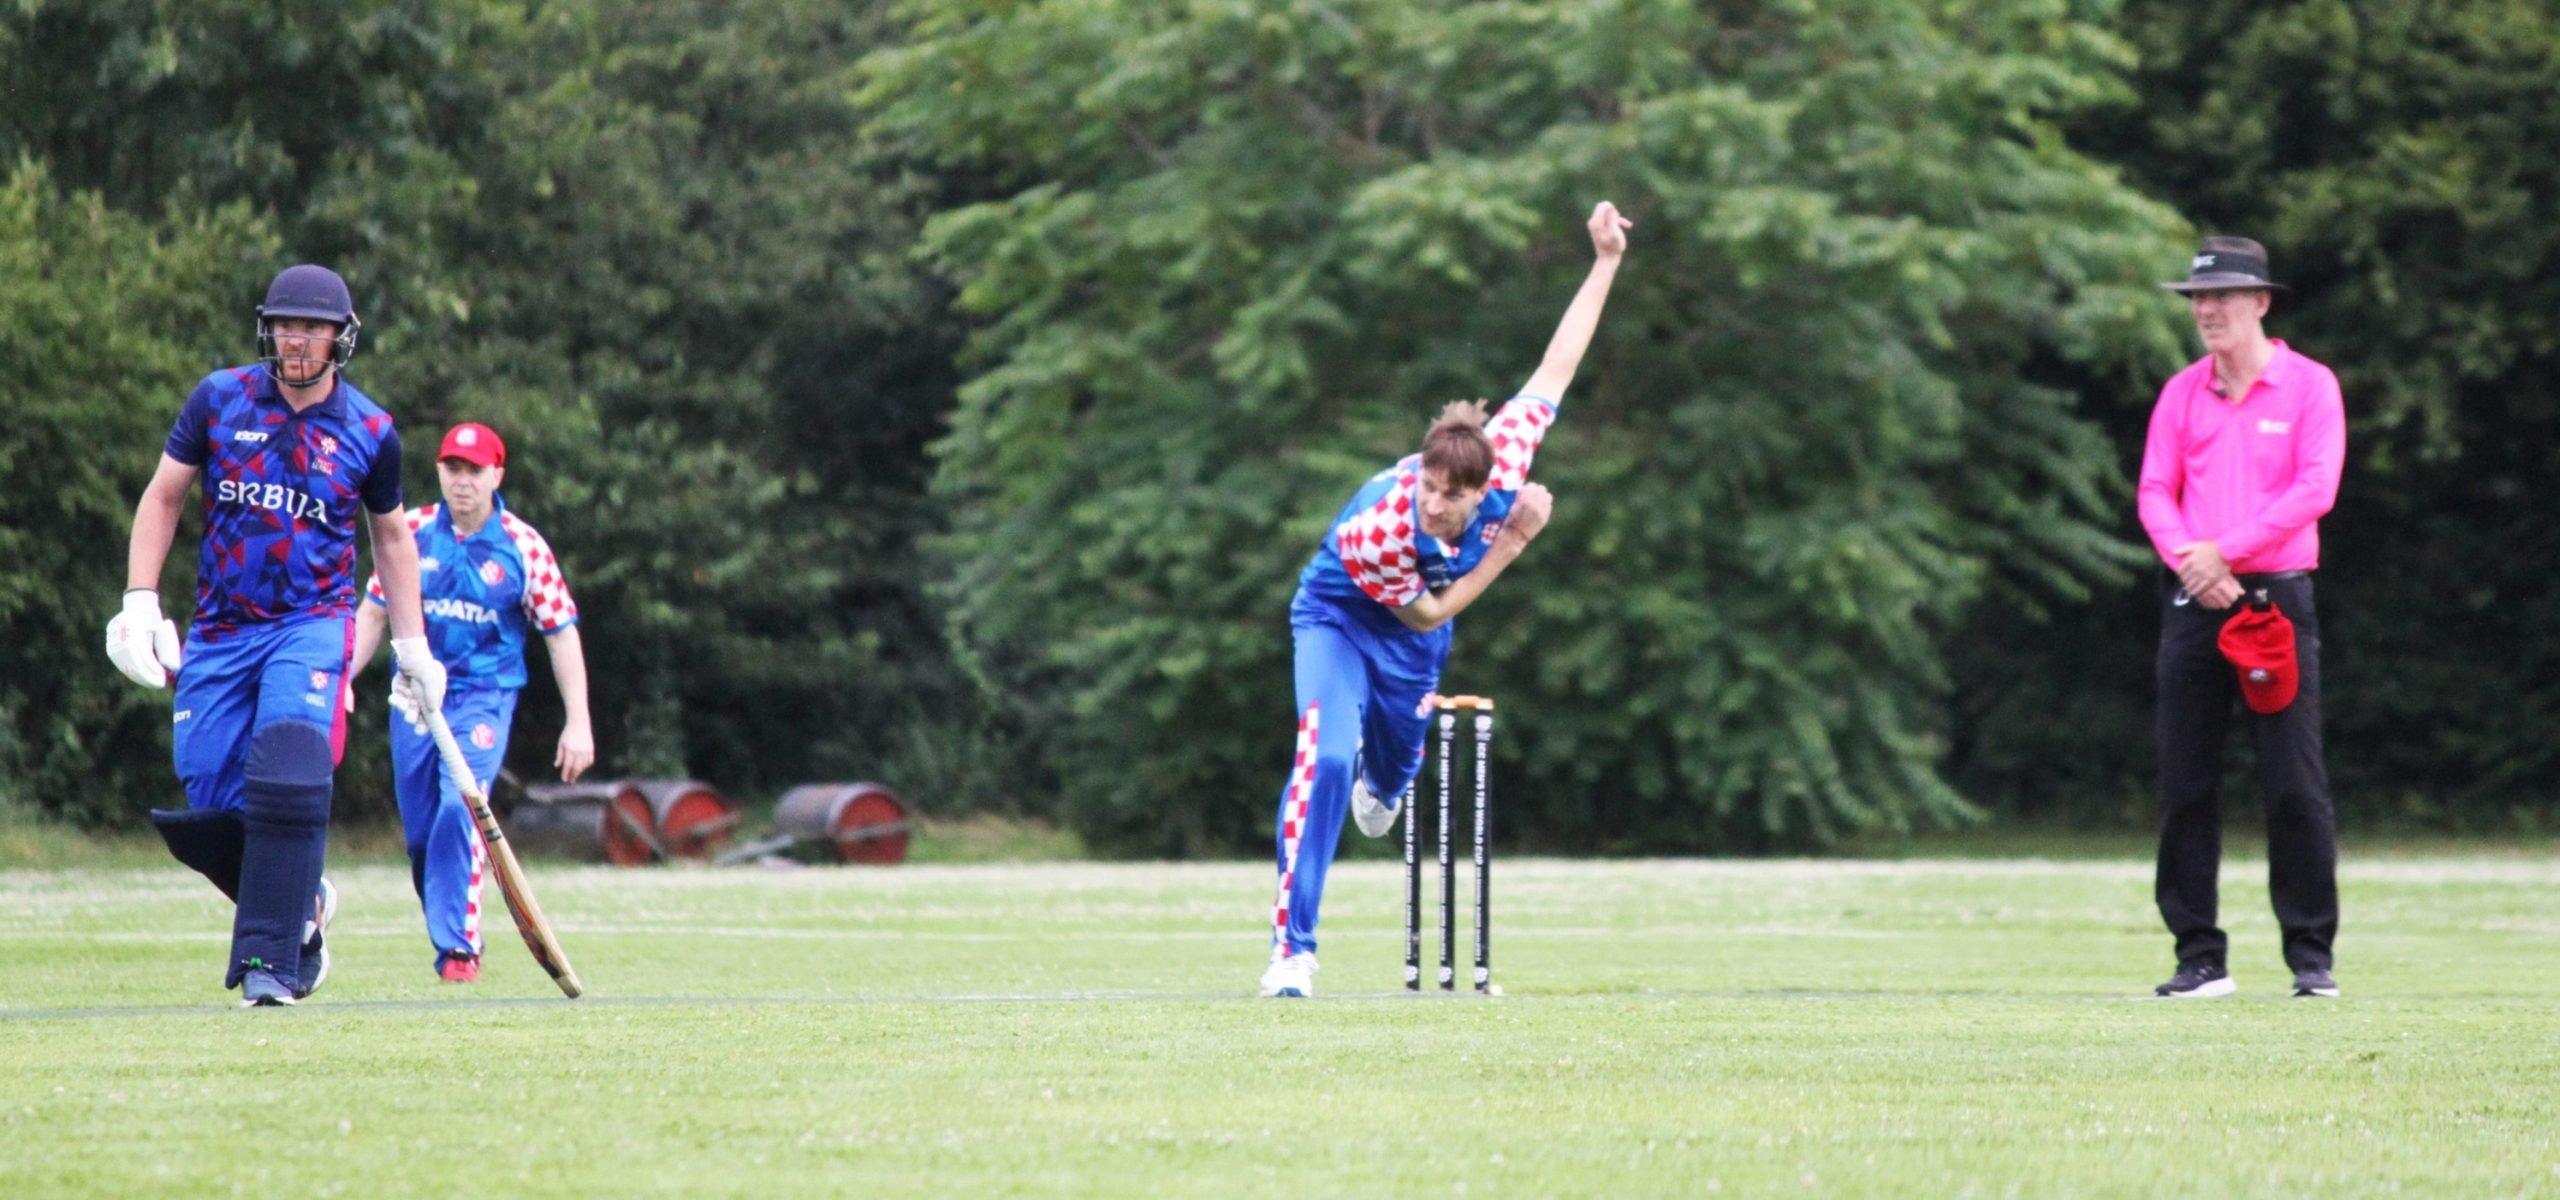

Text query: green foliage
(0, 164), (276, 824)
(3, 1), (978, 822)
(2003, 0), (2560, 828)
(293, 0), (970, 808)
(1, 0), (473, 217)
(868, 0), (2190, 853)
(16, 0), (2543, 847)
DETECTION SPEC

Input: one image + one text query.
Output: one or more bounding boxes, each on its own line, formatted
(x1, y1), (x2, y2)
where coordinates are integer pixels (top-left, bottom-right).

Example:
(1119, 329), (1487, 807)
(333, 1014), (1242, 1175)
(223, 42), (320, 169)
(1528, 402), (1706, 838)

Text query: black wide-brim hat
(2162, 243), (2290, 294)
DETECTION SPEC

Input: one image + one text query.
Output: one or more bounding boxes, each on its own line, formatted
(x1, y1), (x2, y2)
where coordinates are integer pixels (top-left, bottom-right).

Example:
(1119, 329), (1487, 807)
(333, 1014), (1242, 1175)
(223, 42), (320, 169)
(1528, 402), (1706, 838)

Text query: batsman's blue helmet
(256, 264), (362, 373)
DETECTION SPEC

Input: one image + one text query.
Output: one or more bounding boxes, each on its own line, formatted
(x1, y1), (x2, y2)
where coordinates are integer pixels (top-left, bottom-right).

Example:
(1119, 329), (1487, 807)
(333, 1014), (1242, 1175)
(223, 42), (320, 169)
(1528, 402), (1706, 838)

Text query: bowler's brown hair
(1421, 400), (1494, 490)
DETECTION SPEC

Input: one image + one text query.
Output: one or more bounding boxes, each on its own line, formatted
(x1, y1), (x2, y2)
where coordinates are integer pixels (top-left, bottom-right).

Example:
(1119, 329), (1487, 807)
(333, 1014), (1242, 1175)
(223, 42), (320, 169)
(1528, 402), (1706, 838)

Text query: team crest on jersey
(1480, 521), (1504, 545)
(319, 435), (339, 456)
(471, 723), (498, 750)
(480, 560), (507, 587)
(310, 670), (330, 691)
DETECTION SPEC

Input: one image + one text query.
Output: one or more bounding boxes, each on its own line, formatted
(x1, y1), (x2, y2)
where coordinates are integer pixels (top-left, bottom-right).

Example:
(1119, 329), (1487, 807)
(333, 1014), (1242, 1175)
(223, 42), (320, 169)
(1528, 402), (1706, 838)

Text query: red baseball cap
(438, 422), (506, 467)
(2216, 600), (2299, 715)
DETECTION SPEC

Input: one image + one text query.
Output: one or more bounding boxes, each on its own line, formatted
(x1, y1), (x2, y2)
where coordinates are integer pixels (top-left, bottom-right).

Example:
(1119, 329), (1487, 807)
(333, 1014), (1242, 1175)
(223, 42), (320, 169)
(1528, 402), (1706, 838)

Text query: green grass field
(5, 849), (2557, 1197)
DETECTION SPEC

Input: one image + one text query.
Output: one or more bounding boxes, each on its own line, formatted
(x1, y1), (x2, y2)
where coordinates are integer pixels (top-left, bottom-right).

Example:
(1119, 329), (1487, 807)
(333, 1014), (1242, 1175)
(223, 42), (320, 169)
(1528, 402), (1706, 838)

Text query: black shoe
(2291, 968), (2339, 998)
(2154, 961), (2235, 998)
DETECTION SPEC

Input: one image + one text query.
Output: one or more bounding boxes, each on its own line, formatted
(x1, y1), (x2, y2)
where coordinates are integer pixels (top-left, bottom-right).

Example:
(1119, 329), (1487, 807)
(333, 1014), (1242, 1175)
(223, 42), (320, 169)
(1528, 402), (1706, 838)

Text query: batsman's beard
(278, 356), (332, 388)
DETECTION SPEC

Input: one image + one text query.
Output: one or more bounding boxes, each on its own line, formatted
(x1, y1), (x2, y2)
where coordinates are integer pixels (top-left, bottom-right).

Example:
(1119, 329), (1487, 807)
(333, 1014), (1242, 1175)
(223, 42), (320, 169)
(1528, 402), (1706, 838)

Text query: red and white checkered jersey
(363, 494), (578, 689)
(1294, 394), (1557, 622)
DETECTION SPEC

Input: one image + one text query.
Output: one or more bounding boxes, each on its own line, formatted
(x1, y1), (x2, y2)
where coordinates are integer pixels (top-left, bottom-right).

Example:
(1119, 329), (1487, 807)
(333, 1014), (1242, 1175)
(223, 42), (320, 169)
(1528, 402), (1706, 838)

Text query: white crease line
(0, 923), (1914, 944)
(2, 986), (2175, 1022)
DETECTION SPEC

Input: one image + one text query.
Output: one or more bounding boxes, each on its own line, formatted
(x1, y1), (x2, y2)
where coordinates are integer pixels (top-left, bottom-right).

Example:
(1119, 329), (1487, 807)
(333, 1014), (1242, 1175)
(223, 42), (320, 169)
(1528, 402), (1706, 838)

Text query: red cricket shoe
(437, 951), (481, 983)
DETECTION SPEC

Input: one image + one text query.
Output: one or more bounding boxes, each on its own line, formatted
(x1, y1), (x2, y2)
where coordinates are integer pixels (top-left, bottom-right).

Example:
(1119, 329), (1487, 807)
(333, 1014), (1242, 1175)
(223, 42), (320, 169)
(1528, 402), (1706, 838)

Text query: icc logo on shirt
(480, 560), (507, 587)
(471, 723), (498, 750)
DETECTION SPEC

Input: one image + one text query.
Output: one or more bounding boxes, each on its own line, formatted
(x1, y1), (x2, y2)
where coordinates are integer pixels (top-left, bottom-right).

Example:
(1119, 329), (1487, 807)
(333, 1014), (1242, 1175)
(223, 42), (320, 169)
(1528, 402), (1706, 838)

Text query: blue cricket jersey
(163, 365), (403, 638)
(365, 494), (579, 690)
(1290, 393), (1559, 641)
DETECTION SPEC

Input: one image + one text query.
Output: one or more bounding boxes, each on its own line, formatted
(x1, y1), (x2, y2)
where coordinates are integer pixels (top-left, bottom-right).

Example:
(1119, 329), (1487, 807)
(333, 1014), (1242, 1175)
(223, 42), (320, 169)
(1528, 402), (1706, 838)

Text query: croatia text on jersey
(364, 497), (580, 692)
(423, 597), (502, 626)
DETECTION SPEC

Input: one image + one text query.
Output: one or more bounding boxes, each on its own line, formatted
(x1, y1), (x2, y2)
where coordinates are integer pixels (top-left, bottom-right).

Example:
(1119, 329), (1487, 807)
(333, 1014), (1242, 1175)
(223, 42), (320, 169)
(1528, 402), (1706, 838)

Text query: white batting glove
(390, 636), (447, 729)
(105, 589), (183, 689)
(387, 681), (424, 733)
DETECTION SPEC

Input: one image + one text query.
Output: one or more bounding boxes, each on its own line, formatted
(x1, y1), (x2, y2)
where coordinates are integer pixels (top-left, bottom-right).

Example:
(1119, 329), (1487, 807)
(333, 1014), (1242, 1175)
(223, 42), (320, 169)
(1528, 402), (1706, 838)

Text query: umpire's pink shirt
(2136, 340), (2345, 574)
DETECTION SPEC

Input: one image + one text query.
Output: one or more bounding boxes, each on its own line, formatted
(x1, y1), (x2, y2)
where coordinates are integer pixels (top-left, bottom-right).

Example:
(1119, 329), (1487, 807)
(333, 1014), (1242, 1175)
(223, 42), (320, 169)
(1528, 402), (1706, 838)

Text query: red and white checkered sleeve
(1484, 395), (1558, 494)
(501, 513), (580, 633)
(1335, 479), (1426, 608)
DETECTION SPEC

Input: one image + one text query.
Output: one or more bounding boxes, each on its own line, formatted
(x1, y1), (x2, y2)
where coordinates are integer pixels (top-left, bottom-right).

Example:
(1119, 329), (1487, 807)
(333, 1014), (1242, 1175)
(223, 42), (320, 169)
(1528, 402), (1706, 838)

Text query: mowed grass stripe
(3, 856), (2556, 1198)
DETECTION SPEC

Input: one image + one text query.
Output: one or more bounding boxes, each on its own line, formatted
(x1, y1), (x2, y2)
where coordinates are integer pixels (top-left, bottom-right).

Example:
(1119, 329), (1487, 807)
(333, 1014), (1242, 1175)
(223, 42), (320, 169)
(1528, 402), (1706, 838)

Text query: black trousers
(2154, 572), (2338, 973)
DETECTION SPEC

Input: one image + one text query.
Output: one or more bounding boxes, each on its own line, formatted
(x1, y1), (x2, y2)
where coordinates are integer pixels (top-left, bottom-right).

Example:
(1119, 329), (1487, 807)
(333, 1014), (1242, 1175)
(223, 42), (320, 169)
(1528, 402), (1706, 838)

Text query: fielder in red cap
(350, 421), (593, 984)
(438, 421), (506, 468)
(2136, 236), (2345, 1001)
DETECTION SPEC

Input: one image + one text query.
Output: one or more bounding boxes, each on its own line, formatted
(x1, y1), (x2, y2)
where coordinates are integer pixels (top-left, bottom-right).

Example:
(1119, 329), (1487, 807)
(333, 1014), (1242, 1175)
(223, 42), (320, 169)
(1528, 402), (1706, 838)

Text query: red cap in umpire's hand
(2217, 597), (2300, 714)
(438, 422), (506, 467)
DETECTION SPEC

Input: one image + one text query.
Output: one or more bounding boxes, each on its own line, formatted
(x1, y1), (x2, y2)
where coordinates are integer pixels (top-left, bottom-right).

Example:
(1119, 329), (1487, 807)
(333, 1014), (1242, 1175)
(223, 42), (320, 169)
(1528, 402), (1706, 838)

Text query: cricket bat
(425, 709), (586, 998)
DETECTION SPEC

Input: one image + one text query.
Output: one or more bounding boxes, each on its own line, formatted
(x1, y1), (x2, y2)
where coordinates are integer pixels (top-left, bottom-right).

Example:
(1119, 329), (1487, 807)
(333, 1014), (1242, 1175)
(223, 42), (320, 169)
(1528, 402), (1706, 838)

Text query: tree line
(3, 0), (2551, 854)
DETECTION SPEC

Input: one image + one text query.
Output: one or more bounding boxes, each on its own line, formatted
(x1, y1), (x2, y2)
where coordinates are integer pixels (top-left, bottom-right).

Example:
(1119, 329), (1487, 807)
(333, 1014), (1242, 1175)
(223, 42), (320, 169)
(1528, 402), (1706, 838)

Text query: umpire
(2137, 237), (2346, 1000)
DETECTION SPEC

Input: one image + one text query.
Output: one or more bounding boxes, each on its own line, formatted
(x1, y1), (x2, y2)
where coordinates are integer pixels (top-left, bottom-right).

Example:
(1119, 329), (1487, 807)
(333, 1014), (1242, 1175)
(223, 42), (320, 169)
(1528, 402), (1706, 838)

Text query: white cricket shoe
(298, 876), (338, 999)
(1259, 950), (1318, 998)
(1349, 775), (1398, 839)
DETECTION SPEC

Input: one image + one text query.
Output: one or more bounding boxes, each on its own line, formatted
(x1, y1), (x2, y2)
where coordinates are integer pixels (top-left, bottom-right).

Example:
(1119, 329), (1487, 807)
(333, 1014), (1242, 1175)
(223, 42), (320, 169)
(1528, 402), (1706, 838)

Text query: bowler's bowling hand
(1501, 483), (1554, 547)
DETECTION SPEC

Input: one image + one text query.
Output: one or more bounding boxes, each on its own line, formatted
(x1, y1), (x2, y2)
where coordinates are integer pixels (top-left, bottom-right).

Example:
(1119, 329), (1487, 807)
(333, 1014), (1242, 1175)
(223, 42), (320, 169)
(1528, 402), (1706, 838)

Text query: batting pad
(228, 721), (333, 989)
(149, 808), (247, 901)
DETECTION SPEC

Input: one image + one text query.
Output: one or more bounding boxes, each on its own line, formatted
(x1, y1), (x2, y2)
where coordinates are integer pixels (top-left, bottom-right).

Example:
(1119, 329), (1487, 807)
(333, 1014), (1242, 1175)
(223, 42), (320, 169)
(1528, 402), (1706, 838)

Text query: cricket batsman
(108, 263), (446, 1007)
(1261, 201), (1632, 998)
(351, 421), (592, 984)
